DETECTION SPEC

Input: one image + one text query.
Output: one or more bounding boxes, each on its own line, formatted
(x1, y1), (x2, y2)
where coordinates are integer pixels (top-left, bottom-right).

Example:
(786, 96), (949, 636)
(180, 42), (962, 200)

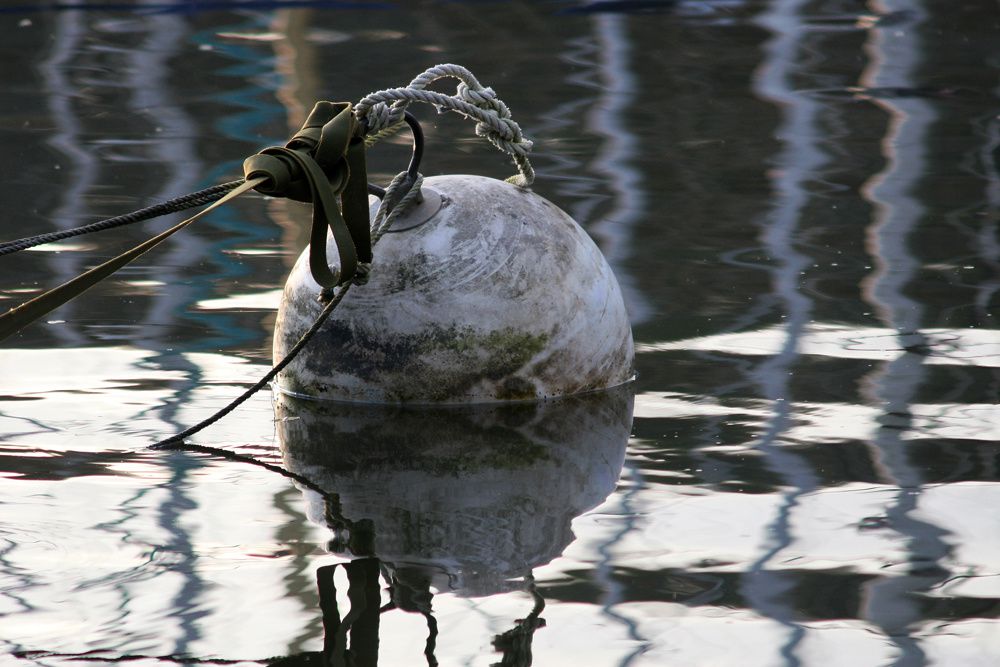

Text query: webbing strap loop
(243, 101), (371, 287)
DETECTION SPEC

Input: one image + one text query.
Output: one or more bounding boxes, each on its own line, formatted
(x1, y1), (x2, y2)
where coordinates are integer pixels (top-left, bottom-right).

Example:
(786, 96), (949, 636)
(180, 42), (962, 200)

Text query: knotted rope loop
(242, 101), (372, 288)
(355, 63), (535, 187)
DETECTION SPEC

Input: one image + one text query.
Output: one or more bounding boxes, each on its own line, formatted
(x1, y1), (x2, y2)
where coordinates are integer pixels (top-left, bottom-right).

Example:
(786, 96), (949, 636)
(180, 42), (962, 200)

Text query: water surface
(1, 1), (999, 665)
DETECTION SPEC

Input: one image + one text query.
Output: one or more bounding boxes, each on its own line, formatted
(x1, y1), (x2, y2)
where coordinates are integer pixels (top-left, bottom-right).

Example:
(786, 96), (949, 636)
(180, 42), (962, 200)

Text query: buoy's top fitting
(383, 187), (442, 233)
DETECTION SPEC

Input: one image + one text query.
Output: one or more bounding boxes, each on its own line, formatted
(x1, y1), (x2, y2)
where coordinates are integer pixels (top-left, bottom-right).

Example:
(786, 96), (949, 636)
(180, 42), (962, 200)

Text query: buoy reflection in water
(273, 388), (632, 664)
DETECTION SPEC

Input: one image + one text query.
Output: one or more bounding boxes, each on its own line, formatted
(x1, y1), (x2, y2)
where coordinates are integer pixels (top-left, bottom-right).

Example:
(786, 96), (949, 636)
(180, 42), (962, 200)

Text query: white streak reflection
(638, 322), (1000, 367)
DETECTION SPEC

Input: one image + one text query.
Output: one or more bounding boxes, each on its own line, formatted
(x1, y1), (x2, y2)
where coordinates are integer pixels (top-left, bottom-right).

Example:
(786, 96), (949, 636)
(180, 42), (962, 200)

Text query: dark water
(2, 1), (999, 665)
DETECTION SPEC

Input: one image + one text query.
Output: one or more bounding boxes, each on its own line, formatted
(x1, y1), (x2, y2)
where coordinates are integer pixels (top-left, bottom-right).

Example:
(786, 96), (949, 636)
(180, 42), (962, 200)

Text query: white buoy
(274, 174), (633, 403)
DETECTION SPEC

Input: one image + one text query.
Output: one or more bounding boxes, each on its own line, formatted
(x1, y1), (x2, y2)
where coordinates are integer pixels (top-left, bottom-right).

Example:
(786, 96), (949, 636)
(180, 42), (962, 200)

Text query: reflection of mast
(975, 75), (1000, 482)
(36, 6), (212, 655)
(39, 11), (92, 347)
(858, 2), (950, 663)
(976, 108), (1000, 322)
(543, 14), (650, 325)
(738, 1), (826, 662)
(125, 3), (210, 656)
(39, 8), (209, 350)
(123, 5), (208, 352)
(571, 17), (650, 662)
(585, 15), (651, 325)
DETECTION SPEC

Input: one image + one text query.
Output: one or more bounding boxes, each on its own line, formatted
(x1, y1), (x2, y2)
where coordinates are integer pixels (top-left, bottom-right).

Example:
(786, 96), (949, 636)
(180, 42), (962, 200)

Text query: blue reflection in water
(169, 16), (290, 353)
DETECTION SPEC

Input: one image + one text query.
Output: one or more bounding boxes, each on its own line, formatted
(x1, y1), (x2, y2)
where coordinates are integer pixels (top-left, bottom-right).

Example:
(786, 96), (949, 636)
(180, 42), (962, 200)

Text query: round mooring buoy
(273, 174), (633, 403)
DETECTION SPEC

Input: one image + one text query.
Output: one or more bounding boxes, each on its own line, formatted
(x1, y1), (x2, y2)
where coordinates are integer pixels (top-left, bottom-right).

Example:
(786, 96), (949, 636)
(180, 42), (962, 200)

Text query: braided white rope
(356, 64), (534, 187)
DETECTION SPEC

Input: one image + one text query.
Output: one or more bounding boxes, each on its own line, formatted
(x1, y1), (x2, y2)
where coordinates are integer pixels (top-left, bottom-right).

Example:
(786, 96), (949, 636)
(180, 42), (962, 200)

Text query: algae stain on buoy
(274, 174), (633, 403)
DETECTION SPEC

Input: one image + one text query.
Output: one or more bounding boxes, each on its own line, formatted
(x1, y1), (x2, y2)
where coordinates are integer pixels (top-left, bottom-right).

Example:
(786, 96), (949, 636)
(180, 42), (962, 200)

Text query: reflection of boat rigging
(37, 9), (211, 351)
(740, 0), (827, 658)
(858, 1), (952, 659)
(269, 559), (546, 667)
(34, 9), (216, 660)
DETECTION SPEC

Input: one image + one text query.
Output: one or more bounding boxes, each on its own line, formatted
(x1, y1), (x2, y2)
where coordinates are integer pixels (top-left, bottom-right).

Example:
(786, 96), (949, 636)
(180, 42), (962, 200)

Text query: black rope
(0, 179), (389, 257)
(374, 111), (424, 209)
(403, 111), (424, 186)
(0, 180), (243, 257)
(149, 113), (426, 454)
(149, 280), (352, 452)
(153, 442), (331, 499)
(12, 650), (263, 664)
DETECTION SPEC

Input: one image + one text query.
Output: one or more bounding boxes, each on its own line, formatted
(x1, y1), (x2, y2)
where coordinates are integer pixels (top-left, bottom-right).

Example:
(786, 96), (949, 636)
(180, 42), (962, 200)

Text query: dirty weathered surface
(273, 174), (634, 403)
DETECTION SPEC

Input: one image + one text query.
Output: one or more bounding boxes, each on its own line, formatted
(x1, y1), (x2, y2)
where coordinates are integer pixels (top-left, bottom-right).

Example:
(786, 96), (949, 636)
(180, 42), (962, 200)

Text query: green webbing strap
(342, 137), (372, 264)
(0, 101), (373, 343)
(243, 101), (372, 287)
(0, 177), (264, 344)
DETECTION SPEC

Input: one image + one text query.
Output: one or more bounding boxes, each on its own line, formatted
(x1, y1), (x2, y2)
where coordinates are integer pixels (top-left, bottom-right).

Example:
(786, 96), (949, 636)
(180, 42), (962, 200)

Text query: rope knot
(355, 64), (535, 187)
(243, 101), (353, 201)
(457, 82), (498, 108)
(243, 101), (373, 288)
